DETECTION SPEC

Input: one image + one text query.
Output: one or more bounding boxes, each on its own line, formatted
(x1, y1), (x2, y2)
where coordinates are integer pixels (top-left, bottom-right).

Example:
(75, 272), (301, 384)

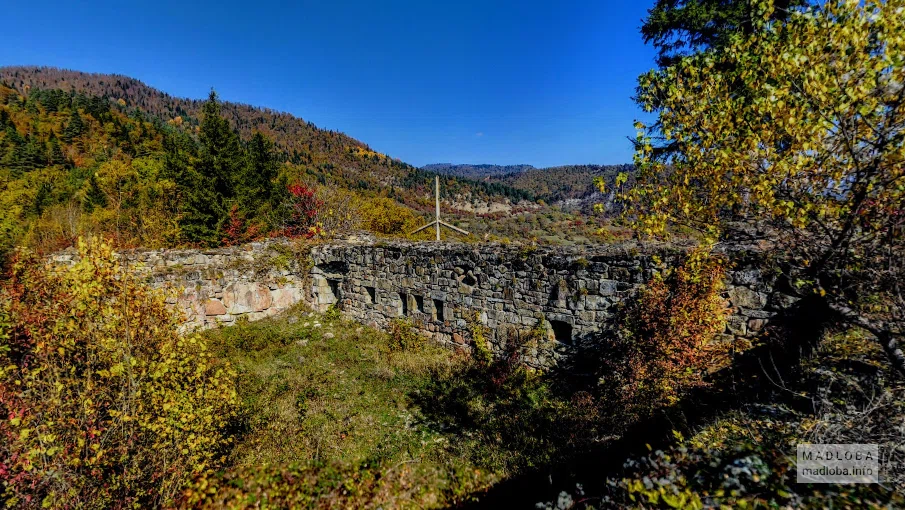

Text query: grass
(199, 305), (598, 508)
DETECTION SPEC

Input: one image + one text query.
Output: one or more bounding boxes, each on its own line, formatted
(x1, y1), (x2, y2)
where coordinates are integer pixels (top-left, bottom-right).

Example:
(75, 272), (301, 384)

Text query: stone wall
(51, 238), (794, 367)
(50, 240), (311, 331)
(308, 241), (791, 367)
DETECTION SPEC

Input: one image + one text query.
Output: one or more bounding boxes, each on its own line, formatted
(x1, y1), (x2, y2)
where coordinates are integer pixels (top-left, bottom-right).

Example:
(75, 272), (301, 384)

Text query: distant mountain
(424, 162), (634, 208)
(422, 163), (536, 179)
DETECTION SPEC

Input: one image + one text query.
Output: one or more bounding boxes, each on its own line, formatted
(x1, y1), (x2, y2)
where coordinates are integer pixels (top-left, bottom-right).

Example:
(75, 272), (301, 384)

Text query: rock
(748, 318), (768, 332)
(204, 299), (226, 316)
(725, 316), (748, 336)
(727, 286), (766, 309)
(323, 332), (335, 339)
(769, 292), (800, 310)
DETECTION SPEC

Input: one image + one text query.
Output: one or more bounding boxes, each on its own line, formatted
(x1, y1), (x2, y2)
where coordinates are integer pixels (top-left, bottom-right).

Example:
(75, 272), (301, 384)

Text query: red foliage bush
(282, 183), (324, 238)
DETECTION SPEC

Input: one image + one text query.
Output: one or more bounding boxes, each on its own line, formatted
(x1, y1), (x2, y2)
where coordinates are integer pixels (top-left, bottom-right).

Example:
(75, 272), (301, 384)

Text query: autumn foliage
(281, 183), (324, 239)
(0, 238), (237, 508)
(602, 249), (729, 418)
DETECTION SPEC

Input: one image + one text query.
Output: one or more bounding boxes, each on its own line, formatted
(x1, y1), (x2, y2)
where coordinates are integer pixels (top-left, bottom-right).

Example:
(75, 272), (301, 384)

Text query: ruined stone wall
(309, 241), (793, 367)
(51, 238), (795, 367)
(50, 239), (311, 331)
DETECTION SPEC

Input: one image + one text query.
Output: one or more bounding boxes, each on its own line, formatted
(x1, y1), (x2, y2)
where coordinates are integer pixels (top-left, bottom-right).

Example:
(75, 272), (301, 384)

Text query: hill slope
(0, 66), (530, 205)
(422, 163), (537, 179)
(424, 162), (634, 208)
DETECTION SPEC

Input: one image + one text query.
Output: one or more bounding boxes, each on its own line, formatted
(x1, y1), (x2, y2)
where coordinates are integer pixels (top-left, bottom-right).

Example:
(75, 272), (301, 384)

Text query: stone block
(727, 286), (766, 309)
(204, 299), (226, 316)
(725, 316), (748, 336)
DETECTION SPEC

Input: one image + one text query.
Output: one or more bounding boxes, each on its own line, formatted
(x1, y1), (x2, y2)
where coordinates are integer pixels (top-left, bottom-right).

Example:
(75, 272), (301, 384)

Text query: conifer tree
(176, 90), (244, 245)
(47, 135), (66, 166)
(239, 131), (282, 221)
(83, 173), (108, 212)
(62, 110), (84, 142)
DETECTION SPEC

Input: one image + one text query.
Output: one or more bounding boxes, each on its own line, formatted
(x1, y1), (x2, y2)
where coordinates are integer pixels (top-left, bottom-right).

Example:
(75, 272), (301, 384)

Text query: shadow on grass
(410, 296), (869, 508)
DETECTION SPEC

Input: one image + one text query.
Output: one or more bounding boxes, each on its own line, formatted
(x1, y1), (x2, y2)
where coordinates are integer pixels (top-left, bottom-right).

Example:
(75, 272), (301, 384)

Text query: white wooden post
(409, 174), (470, 240)
(435, 175), (441, 241)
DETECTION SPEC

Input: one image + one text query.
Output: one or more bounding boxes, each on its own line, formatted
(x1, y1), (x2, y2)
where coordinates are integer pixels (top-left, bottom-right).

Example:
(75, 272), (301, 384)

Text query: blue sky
(1, 0), (657, 168)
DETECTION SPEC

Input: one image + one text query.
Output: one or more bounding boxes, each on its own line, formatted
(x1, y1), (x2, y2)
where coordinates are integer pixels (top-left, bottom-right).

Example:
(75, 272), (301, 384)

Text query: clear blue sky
(1, 0), (657, 168)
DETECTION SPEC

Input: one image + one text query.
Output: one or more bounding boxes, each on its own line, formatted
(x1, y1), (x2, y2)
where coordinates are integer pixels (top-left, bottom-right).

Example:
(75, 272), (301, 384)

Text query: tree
(238, 131), (282, 221)
(177, 90), (244, 245)
(46, 135), (66, 166)
(625, 0), (905, 371)
(61, 109), (84, 142)
(639, 0), (807, 160)
(641, 0), (806, 67)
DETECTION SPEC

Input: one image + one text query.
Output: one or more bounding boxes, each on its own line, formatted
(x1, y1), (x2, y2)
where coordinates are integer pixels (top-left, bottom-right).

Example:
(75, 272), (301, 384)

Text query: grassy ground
(199, 306), (598, 508)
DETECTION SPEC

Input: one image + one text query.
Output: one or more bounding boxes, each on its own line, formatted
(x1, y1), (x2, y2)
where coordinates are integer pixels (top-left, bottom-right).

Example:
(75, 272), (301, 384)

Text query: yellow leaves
(623, 0), (905, 241)
(1, 237), (238, 506)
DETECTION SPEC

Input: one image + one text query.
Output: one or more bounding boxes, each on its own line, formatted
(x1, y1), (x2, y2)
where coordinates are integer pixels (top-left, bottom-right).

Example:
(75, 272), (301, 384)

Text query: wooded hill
(0, 67), (532, 202)
(426, 162), (634, 206)
(0, 66), (540, 257)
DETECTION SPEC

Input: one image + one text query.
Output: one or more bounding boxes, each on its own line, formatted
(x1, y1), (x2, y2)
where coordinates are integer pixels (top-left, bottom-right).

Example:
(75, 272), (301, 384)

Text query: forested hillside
(425, 162), (634, 206)
(423, 163), (537, 179)
(0, 67), (547, 257)
(0, 67), (530, 200)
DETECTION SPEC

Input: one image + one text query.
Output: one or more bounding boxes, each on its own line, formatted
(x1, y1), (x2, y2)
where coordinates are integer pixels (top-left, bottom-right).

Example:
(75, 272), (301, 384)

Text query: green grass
(200, 306), (599, 508)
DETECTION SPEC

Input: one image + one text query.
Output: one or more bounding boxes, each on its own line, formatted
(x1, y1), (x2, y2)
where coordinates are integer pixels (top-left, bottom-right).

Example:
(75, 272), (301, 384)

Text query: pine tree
(238, 131), (281, 220)
(83, 173), (108, 212)
(2, 126), (25, 177)
(175, 90), (244, 245)
(62, 110), (84, 142)
(21, 135), (46, 171)
(47, 135), (66, 166)
(641, 0), (806, 67)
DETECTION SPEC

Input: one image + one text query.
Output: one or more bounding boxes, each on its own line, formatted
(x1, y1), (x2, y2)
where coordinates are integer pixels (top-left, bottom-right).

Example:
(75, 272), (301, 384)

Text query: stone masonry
(309, 240), (789, 367)
(50, 238), (794, 367)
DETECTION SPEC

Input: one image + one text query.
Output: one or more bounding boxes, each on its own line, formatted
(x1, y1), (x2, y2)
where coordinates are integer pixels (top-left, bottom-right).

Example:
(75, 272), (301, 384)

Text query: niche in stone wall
(365, 286), (376, 304)
(549, 320), (573, 345)
(399, 292), (408, 316)
(433, 299), (445, 321)
(414, 295), (424, 314)
(312, 261), (349, 311)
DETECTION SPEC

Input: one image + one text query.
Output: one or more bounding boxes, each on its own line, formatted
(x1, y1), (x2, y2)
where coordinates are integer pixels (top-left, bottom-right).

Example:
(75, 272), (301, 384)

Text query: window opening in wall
(549, 320), (573, 345)
(414, 295), (424, 313)
(327, 279), (341, 303)
(433, 299), (445, 321)
(365, 286), (376, 304)
(400, 292), (408, 316)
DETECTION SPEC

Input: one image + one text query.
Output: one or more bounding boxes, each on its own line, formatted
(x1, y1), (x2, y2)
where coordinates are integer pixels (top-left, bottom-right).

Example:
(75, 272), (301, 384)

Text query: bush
(0, 238), (237, 508)
(601, 248), (729, 420)
(388, 318), (424, 352)
(358, 197), (420, 236)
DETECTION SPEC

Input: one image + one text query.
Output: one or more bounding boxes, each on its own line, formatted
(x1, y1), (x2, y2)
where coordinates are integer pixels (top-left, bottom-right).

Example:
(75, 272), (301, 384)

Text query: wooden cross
(410, 175), (470, 241)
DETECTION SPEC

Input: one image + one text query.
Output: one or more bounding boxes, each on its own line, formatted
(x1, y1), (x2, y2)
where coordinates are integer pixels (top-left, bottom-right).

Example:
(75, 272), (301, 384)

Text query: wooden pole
(409, 175), (470, 240)
(435, 175), (441, 241)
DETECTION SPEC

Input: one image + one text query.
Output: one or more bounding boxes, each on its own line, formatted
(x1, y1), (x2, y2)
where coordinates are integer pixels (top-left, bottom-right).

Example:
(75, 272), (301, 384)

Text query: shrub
(388, 318), (424, 352)
(280, 183), (323, 238)
(0, 238), (237, 508)
(358, 197), (420, 236)
(601, 248), (729, 420)
(466, 310), (493, 365)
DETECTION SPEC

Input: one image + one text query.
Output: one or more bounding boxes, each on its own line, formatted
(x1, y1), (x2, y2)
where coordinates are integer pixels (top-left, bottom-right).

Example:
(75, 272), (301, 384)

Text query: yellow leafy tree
(622, 0), (905, 371)
(0, 238), (237, 508)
